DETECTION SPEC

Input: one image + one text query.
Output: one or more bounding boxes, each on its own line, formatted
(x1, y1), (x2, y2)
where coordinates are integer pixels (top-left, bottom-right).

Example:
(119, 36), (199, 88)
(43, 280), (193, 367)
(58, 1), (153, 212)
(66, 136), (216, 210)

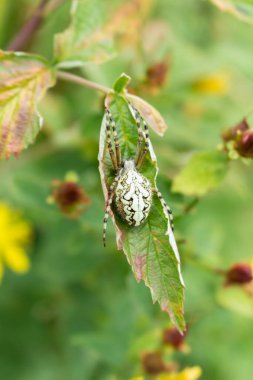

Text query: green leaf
(210, 0), (253, 24)
(54, 0), (116, 68)
(54, 0), (152, 68)
(99, 91), (185, 332)
(217, 286), (253, 318)
(113, 73), (131, 93)
(172, 151), (229, 197)
(0, 51), (56, 159)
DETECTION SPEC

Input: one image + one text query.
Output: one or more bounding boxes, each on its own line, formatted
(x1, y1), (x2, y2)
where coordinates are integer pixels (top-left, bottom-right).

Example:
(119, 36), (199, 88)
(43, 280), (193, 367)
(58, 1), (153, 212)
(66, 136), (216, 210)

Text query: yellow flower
(0, 202), (32, 281)
(156, 366), (202, 380)
(194, 72), (230, 95)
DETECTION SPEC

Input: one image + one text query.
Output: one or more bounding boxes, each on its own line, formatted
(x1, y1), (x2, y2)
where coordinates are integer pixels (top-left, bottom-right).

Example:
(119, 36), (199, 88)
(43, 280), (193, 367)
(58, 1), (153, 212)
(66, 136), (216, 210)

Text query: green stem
(57, 71), (111, 94)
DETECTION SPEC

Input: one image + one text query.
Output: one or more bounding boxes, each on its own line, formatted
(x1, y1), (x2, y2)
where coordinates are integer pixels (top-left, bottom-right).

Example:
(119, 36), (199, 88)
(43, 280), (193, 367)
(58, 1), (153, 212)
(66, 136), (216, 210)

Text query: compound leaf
(172, 151), (229, 197)
(99, 89), (185, 332)
(0, 51), (56, 159)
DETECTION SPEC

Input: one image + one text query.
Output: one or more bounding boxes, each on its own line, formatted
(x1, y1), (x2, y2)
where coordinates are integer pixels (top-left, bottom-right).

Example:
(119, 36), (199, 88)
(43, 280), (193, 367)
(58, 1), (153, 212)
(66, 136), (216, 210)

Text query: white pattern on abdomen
(115, 169), (152, 226)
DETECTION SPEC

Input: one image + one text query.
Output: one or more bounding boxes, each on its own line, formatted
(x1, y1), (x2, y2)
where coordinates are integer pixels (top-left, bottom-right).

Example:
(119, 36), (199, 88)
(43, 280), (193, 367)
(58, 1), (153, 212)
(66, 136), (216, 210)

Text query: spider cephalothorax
(103, 104), (174, 246)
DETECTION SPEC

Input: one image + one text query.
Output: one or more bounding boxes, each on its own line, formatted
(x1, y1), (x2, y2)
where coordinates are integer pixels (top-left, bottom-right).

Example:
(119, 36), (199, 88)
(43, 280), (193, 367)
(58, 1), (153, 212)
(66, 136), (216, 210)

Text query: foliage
(1, 0), (253, 379)
(0, 51), (55, 158)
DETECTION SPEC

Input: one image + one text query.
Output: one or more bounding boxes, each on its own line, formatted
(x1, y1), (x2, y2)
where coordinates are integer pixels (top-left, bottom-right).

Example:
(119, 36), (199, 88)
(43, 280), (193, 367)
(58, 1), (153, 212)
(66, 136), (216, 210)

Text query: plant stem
(57, 71), (111, 94)
(7, 0), (49, 51)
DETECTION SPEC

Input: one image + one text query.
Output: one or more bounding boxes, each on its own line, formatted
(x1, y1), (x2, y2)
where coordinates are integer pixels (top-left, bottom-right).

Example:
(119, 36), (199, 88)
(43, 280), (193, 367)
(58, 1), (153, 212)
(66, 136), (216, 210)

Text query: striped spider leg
(129, 104), (150, 170)
(105, 108), (121, 168)
(154, 188), (174, 231)
(103, 175), (120, 247)
(103, 109), (122, 246)
(129, 106), (174, 230)
(105, 108), (121, 170)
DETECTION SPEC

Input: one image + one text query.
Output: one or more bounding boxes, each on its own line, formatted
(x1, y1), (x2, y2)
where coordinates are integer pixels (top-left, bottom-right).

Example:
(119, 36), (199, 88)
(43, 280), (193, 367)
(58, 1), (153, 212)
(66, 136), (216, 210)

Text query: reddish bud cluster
(222, 118), (249, 142)
(141, 352), (166, 375)
(50, 180), (90, 218)
(163, 326), (188, 349)
(235, 130), (253, 158)
(146, 61), (168, 88)
(225, 263), (253, 286)
(141, 351), (178, 375)
(222, 118), (253, 158)
(141, 326), (189, 375)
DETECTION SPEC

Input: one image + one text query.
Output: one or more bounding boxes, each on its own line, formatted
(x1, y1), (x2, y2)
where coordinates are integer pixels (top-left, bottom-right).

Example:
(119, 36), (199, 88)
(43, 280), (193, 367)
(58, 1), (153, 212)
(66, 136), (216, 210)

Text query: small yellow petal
(129, 377), (144, 380)
(4, 246), (30, 274)
(156, 367), (202, 380)
(0, 202), (32, 277)
(194, 73), (230, 95)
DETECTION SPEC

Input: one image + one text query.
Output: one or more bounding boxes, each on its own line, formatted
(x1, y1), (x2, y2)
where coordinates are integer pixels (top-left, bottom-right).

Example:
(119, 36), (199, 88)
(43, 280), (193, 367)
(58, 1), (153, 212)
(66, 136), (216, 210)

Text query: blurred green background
(1, 0), (253, 379)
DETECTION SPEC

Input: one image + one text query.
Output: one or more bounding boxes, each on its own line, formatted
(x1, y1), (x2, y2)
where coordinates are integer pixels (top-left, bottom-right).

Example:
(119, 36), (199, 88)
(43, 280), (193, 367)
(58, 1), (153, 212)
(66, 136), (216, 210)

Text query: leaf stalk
(57, 71), (111, 94)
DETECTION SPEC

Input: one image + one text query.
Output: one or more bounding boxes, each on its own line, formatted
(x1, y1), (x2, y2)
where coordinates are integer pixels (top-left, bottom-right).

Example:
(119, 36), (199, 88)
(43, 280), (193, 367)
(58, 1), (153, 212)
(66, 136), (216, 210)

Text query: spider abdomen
(115, 169), (152, 226)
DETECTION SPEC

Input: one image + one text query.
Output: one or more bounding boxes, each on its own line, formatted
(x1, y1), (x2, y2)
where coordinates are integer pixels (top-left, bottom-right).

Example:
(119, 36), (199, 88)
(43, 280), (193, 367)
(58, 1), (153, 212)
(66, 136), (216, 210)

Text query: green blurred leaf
(54, 0), (116, 68)
(0, 51), (56, 159)
(210, 0), (253, 24)
(54, 0), (152, 68)
(217, 286), (253, 318)
(99, 89), (185, 332)
(172, 151), (229, 196)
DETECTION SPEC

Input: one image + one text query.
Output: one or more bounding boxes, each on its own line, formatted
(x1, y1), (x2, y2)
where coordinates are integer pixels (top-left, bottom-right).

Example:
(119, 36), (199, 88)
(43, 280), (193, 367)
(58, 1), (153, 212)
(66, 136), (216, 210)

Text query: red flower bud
(162, 326), (188, 349)
(234, 130), (253, 158)
(141, 352), (167, 375)
(50, 180), (90, 218)
(146, 61), (168, 88)
(225, 263), (253, 286)
(222, 118), (249, 143)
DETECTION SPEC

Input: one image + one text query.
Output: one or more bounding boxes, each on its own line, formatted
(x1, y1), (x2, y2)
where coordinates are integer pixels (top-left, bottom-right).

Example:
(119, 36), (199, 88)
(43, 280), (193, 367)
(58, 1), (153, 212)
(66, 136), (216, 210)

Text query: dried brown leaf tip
(162, 326), (188, 351)
(224, 263), (253, 287)
(222, 118), (253, 159)
(48, 172), (90, 218)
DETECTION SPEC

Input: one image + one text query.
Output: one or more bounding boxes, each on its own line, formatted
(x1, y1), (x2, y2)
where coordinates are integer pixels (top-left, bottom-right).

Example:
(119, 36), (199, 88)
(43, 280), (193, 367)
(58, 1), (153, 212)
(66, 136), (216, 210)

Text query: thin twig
(7, 0), (49, 51)
(57, 71), (111, 94)
(183, 197), (199, 214)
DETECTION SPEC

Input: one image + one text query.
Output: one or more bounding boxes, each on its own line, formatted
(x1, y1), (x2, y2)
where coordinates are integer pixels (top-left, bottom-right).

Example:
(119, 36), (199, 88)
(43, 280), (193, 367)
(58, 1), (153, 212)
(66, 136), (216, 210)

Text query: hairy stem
(57, 71), (111, 94)
(7, 0), (49, 51)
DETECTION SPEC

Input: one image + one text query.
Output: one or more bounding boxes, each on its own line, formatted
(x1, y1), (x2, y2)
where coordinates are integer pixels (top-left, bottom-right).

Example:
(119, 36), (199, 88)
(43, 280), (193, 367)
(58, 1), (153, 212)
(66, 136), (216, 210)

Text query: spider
(103, 104), (174, 246)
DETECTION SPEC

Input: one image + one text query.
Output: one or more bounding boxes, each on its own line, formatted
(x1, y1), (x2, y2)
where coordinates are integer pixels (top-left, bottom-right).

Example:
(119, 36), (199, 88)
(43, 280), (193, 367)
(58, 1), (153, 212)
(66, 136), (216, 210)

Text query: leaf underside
(0, 51), (55, 159)
(98, 91), (185, 332)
